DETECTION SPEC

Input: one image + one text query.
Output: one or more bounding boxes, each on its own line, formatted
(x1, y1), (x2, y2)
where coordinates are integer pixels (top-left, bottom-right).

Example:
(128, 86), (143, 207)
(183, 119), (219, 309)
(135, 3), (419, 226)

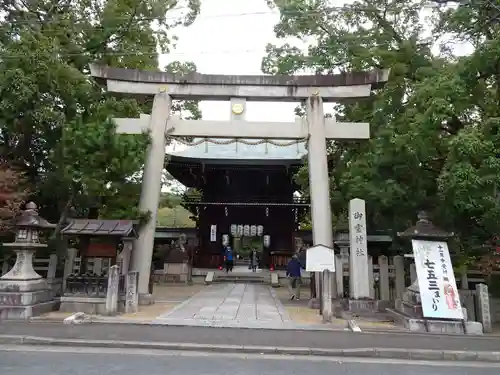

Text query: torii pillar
(90, 65), (390, 304)
(131, 91), (171, 304)
(306, 94), (334, 304)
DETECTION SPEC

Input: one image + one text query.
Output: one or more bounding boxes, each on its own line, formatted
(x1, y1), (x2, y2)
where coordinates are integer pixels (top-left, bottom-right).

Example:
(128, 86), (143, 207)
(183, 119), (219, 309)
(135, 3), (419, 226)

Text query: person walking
(286, 254), (301, 300)
(224, 246), (234, 272)
(250, 248), (258, 272)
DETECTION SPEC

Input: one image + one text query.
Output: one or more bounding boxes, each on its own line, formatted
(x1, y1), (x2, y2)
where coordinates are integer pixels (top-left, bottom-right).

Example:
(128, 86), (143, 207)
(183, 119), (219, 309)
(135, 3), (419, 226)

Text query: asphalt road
(1, 322), (499, 352)
(1, 345), (499, 375)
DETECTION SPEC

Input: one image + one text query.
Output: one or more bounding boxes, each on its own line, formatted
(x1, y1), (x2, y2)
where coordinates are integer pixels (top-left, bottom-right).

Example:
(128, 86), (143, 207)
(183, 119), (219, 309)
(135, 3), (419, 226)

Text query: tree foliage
(156, 192), (195, 228)
(0, 1), (201, 226)
(0, 160), (28, 232)
(264, 0), (500, 263)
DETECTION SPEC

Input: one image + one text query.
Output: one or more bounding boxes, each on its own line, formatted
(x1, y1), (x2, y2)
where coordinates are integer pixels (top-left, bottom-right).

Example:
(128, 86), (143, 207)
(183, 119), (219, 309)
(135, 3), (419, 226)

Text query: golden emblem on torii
(231, 103), (245, 115)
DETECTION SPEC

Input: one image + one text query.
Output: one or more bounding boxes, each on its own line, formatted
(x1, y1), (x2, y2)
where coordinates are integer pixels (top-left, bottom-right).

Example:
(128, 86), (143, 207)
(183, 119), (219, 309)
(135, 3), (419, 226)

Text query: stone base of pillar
(387, 308), (481, 334)
(307, 297), (320, 309)
(0, 278), (55, 320)
(346, 298), (377, 314)
(386, 286), (478, 334)
(138, 293), (155, 306)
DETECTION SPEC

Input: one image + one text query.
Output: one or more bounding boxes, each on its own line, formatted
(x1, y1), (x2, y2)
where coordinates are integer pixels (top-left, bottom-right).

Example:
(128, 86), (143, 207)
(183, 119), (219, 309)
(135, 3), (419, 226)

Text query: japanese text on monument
(352, 211), (366, 257)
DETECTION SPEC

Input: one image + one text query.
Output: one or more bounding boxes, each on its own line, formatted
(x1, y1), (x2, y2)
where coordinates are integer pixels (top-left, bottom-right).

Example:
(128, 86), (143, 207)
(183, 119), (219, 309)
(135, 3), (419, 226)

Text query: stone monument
(0, 202), (56, 319)
(387, 211), (482, 334)
(347, 198), (374, 312)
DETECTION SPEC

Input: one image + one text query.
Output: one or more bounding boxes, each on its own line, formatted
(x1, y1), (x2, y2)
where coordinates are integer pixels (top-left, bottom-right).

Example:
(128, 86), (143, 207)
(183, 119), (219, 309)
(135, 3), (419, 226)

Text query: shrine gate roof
(61, 219), (138, 238)
(167, 138), (306, 162)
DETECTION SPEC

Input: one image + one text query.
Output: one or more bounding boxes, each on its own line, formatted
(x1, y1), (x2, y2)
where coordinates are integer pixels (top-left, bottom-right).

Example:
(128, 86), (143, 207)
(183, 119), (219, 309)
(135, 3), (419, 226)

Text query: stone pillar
(322, 269), (332, 322)
(47, 254), (58, 281)
(348, 198), (370, 298)
(93, 258), (103, 275)
(367, 256), (375, 299)
(393, 255), (405, 299)
(330, 266), (337, 298)
(475, 283), (492, 333)
(63, 248), (78, 292)
(131, 92), (171, 299)
(410, 263), (417, 284)
(335, 255), (343, 298)
(105, 265), (120, 315)
(460, 265), (469, 290)
(125, 271), (139, 313)
(379, 255), (390, 301)
(305, 96), (334, 304)
(119, 239), (133, 275)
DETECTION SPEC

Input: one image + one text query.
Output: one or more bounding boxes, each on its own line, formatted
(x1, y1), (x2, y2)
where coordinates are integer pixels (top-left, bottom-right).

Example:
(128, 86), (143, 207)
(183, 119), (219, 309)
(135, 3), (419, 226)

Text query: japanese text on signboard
(411, 240), (463, 320)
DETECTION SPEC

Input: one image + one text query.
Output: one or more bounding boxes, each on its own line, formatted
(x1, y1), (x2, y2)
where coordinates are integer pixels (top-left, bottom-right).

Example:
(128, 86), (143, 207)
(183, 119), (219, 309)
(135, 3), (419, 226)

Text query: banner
(411, 240), (463, 320)
(210, 225), (217, 242)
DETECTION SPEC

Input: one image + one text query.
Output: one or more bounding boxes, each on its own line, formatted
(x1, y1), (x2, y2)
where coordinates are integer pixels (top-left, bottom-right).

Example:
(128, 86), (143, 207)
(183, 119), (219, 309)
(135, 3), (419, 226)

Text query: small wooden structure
(61, 219), (138, 275)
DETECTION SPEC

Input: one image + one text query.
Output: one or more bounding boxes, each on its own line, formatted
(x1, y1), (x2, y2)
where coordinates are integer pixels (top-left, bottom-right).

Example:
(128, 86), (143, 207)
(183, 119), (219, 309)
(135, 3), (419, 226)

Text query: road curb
(28, 317), (350, 332)
(1, 334), (500, 362)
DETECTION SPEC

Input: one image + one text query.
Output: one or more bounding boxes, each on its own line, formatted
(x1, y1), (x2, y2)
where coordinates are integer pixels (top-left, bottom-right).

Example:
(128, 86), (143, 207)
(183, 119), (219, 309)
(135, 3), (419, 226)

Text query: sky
(159, 0), (310, 192)
(159, 0), (470, 129)
(158, 0), (471, 189)
(160, 0), (305, 123)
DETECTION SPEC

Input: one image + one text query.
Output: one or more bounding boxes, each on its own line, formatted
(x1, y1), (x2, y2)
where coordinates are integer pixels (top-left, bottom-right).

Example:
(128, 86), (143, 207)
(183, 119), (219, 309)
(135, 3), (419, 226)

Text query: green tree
(0, 160), (28, 232)
(264, 0), (500, 262)
(157, 191), (195, 228)
(0, 0), (201, 226)
(156, 206), (195, 228)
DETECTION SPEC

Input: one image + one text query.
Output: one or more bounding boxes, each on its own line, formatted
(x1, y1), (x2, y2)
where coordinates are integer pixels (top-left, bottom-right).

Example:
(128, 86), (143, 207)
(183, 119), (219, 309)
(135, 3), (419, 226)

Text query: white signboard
(263, 235), (270, 247)
(306, 244), (335, 272)
(210, 225), (217, 242)
(411, 240), (463, 320)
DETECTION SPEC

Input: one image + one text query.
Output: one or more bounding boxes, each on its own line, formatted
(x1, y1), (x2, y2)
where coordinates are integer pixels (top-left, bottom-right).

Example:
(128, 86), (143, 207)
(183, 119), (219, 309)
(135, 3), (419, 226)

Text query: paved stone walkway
(153, 283), (294, 329)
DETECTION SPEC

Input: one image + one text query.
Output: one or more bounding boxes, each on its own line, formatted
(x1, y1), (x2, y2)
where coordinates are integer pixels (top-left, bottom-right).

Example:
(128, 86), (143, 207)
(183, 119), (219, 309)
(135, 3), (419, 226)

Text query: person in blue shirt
(286, 254), (301, 300)
(224, 246), (234, 272)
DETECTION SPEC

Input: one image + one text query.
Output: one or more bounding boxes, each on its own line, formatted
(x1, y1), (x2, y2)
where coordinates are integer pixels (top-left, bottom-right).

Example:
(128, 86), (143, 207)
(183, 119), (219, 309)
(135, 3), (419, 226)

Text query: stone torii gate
(90, 65), (389, 307)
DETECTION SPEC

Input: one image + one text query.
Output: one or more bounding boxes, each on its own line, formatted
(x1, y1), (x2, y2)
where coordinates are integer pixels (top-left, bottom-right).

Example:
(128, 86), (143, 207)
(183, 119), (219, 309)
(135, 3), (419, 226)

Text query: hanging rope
(166, 136), (308, 147)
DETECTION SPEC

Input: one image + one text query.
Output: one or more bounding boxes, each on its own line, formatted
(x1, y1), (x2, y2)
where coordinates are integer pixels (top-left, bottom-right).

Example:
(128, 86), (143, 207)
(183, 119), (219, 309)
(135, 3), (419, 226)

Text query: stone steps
(398, 300), (423, 318)
(213, 272), (269, 284)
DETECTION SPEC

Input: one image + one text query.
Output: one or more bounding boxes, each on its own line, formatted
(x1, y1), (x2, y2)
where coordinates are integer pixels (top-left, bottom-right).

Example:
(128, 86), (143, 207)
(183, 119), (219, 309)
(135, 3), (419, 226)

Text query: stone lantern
(398, 211), (453, 295)
(0, 202), (56, 319)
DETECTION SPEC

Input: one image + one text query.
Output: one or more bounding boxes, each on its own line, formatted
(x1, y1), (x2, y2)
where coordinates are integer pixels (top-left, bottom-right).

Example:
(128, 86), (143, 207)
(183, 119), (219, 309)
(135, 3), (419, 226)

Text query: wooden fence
(1, 256), (104, 278)
(2, 254), (499, 322)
